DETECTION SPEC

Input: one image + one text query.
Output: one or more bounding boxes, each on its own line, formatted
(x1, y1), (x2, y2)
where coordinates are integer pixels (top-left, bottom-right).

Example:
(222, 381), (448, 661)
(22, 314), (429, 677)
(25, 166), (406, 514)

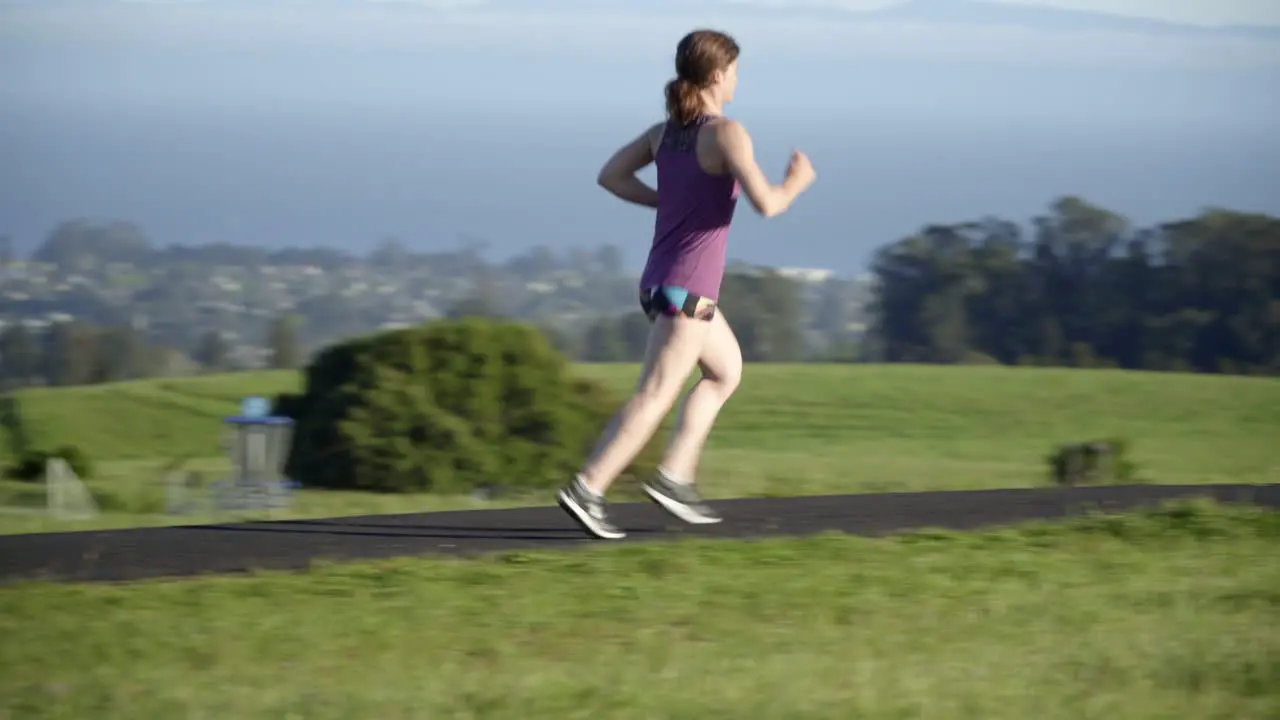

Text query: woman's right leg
(657, 310), (743, 484)
(642, 310), (742, 524)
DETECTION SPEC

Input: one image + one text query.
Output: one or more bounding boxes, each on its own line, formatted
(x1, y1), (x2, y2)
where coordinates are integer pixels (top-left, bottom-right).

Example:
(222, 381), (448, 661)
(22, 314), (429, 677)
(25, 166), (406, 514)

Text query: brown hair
(664, 29), (740, 126)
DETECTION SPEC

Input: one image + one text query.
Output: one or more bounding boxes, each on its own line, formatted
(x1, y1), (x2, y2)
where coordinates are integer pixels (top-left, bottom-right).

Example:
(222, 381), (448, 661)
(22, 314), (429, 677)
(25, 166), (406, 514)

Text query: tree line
(864, 197), (1279, 374)
(566, 198), (1280, 374)
(1, 196), (1276, 385)
(0, 315), (303, 389)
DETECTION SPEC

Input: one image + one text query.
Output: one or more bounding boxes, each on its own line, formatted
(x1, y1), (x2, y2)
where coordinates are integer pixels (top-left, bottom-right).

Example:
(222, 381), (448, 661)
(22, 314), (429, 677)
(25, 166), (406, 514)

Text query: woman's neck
(698, 92), (724, 118)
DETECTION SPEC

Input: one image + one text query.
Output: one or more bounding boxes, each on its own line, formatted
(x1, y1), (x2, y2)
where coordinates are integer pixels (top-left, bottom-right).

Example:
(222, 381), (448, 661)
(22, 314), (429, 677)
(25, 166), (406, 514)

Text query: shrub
(1047, 438), (1138, 486)
(4, 444), (94, 482)
(53, 444), (93, 479)
(276, 319), (661, 494)
(4, 451), (45, 482)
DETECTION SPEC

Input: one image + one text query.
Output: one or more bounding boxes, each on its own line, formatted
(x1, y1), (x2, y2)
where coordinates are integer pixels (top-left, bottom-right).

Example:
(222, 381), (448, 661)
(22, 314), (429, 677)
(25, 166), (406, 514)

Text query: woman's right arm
(715, 120), (815, 218)
(596, 123), (665, 209)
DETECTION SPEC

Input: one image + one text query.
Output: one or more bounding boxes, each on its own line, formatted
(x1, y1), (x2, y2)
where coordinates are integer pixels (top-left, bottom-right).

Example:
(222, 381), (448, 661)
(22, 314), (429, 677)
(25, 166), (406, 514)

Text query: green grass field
(1, 365), (1277, 533)
(1, 500), (1276, 719)
(2, 368), (1277, 717)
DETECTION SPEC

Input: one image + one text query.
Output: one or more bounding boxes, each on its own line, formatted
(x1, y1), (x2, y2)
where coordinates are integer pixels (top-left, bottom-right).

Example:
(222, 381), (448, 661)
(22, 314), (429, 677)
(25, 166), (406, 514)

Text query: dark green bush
(271, 393), (307, 422)
(4, 444), (94, 482)
(4, 451), (43, 482)
(1047, 438), (1138, 486)
(276, 319), (661, 494)
(53, 444), (93, 479)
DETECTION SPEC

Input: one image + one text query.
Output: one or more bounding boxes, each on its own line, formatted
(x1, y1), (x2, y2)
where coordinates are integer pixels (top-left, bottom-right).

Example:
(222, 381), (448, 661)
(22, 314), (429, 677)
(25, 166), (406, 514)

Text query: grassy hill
(2, 370), (302, 465)
(3, 364), (1277, 494)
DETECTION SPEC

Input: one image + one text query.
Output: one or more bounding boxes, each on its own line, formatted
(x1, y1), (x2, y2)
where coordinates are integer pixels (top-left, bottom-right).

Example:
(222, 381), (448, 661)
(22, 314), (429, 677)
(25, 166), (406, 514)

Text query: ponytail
(664, 77), (703, 126)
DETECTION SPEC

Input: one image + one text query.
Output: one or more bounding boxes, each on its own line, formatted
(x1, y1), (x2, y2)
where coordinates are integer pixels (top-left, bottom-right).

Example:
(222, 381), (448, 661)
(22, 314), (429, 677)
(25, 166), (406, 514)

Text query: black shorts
(639, 285), (717, 322)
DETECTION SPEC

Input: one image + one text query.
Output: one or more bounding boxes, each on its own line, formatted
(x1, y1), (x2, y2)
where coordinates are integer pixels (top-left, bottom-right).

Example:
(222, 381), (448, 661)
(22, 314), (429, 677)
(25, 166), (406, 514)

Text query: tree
(194, 331), (230, 373)
(719, 269), (805, 362)
(0, 321), (39, 388)
(43, 321), (99, 387)
(266, 314), (303, 370)
(92, 325), (155, 383)
(33, 219), (152, 271)
(447, 294), (499, 320)
(811, 278), (854, 355)
(618, 313), (651, 360)
(369, 236), (410, 270)
(581, 318), (626, 362)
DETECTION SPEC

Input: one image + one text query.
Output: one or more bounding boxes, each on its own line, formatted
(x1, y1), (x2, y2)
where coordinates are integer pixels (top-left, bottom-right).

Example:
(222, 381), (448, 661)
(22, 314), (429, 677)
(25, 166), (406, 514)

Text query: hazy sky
(5, 0), (1278, 86)
(51, 0), (1278, 27)
(26, 0), (1277, 27)
(2, 0), (1277, 270)
(984, 0), (1280, 26)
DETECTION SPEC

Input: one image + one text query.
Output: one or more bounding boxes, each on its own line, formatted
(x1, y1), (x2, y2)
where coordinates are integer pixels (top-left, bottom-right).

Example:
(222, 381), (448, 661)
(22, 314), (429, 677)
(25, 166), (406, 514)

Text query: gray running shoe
(558, 478), (626, 540)
(643, 473), (723, 524)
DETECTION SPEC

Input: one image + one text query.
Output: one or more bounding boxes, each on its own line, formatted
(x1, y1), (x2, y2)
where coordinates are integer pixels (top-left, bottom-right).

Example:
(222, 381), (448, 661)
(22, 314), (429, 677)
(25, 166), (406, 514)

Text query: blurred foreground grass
(0, 500), (1276, 719)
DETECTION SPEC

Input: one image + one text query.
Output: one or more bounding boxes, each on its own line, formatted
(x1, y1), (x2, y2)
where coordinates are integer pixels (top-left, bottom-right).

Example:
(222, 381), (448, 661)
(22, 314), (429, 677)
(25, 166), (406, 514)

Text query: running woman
(558, 29), (817, 539)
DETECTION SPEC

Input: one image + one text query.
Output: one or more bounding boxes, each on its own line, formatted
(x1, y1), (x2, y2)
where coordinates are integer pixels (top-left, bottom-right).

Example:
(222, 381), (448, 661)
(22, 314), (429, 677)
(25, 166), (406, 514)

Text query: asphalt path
(0, 483), (1274, 584)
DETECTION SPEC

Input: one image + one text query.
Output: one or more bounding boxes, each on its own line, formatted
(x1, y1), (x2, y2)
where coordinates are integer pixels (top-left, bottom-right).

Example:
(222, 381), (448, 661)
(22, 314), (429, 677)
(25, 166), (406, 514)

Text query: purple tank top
(638, 115), (741, 302)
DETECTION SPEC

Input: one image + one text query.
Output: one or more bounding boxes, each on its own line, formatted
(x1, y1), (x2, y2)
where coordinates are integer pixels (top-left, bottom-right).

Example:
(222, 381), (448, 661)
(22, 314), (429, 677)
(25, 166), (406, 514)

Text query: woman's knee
(701, 354), (742, 396)
(699, 314), (743, 396)
(714, 362), (743, 396)
(727, 361), (744, 394)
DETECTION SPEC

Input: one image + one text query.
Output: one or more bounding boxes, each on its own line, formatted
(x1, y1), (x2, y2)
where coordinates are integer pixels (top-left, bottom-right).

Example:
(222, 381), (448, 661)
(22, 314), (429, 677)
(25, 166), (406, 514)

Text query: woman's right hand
(716, 119), (813, 217)
(786, 150), (817, 188)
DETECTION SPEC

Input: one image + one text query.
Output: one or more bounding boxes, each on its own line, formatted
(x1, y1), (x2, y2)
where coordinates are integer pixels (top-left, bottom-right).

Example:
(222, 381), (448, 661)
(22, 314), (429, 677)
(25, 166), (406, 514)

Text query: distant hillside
(4, 365), (1278, 492)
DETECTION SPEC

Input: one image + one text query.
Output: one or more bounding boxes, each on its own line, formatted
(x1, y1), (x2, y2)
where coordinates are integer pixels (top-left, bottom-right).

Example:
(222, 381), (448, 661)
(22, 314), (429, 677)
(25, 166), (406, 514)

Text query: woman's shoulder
(707, 115), (744, 131)
(701, 116), (750, 147)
